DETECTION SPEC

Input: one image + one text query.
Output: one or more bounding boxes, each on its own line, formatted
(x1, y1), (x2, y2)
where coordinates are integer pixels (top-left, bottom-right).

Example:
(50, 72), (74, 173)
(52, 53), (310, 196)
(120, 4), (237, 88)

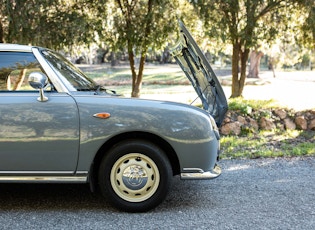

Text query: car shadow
(0, 177), (218, 213)
(0, 183), (115, 212)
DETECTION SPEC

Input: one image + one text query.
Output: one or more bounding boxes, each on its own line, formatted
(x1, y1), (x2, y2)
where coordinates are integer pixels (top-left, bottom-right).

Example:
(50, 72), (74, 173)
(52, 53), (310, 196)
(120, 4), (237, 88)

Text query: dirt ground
(239, 70), (315, 111)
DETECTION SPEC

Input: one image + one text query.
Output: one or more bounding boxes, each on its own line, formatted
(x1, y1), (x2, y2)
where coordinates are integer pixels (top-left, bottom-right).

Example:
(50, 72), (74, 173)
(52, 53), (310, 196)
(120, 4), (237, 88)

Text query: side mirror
(28, 72), (49, 102)
(28, 72), (48, 89)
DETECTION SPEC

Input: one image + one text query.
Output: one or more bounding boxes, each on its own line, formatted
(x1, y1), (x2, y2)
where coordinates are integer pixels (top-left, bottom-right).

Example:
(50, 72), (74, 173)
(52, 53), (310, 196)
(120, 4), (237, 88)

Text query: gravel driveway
(0, 157), (314, 229)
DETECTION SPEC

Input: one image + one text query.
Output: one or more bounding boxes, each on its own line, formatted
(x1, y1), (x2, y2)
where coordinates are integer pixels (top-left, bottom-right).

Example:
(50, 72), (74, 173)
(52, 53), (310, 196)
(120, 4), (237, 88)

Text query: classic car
(0, 22), (228, 212)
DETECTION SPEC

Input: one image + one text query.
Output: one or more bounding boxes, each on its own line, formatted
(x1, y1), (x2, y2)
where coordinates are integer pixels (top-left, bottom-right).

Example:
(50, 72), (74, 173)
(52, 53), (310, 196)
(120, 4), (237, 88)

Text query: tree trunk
(128, 0), (153, 98)
(230, 43), (250, 98)
(132, 53), (146, 97)
(127, 38), (146, 98)
(268, 57), (277, 78)
(231, 43), (241, 98)
(0, 21), (4, 43)
(240, 48), (250, 93)
(127, 40), (138, 97)
(13, 69), (27, 90)
(110, 52), (118, 66)
(247, 50), (264, 78)
(130, 51), (146, 98)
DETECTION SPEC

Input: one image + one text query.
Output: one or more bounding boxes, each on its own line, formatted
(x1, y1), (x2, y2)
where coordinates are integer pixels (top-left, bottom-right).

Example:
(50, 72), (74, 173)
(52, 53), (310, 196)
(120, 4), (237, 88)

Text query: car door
(0, 51), (80, 173)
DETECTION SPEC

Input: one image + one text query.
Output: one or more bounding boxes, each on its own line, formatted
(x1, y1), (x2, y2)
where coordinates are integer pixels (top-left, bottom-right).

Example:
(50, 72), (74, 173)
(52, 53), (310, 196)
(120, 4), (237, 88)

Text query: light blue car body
(0, 22), (227, 208)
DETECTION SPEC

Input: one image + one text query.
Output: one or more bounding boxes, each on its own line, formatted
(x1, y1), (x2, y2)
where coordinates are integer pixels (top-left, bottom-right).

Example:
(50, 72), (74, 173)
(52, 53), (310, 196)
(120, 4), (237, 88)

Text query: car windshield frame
(40, 49), (98, 92)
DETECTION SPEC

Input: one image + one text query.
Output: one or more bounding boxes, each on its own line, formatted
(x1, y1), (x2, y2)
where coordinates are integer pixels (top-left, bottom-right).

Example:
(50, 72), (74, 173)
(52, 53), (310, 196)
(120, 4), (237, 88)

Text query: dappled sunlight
(141, 87), (202, 105)
(81, 64), (315, 111)
(241, 71), (315, 111)
(220, 130), (315, 159)
(225, 164), (251, 171)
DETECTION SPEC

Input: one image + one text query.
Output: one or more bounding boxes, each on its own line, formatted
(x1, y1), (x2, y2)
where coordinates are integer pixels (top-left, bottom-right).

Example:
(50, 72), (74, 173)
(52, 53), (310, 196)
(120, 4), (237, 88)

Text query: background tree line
(0, 0), (314, 98)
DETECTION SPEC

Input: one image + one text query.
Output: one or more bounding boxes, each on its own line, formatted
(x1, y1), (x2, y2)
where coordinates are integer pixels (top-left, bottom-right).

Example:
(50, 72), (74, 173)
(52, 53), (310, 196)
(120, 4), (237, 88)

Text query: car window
(0, 52), (53, 91)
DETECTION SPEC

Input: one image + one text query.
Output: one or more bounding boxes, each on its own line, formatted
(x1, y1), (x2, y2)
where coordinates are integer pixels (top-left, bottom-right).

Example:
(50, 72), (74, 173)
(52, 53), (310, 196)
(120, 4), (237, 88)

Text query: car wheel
(98, 139), (172, 212)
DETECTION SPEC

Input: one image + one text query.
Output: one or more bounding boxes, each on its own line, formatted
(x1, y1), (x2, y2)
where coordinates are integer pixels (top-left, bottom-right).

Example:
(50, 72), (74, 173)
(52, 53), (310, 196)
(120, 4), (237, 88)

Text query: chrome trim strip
(182, 168), (204, 173)
(0, 171), (74, 175)
(0, 171), (88, 183)
(0, 176), (87, 183)
(76, 171), (89, 175)
(180, 165), (222, 180)
(0, 44), (33, 52)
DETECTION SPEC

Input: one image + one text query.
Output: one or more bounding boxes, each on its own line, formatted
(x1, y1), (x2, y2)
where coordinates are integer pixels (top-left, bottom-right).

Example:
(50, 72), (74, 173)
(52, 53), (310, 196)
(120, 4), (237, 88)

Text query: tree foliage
(102, 0), (180, 97)
(299, 1), (315, 49)
(0, 0), (195, 97)
(0, 0), (96, 50)
(191, 0), (305, 98)
(0, 0), (314, 97)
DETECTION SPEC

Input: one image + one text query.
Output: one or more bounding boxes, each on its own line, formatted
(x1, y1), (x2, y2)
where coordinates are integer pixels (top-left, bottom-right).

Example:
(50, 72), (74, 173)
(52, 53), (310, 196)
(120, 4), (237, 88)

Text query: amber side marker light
(93, 113), (111, 119)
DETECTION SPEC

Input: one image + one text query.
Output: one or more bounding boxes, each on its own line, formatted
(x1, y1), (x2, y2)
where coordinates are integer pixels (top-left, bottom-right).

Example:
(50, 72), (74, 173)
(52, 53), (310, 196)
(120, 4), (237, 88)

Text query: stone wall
(220, 108), (315, 135)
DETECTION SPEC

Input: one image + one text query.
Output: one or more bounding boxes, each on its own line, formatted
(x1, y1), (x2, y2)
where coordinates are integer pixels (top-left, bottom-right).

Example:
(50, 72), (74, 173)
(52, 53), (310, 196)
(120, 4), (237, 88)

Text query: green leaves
(1, 0), (98, 49)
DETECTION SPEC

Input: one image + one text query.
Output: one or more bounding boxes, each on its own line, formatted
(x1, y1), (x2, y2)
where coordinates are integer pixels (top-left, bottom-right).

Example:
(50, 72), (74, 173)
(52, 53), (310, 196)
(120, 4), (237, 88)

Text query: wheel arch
(89, 131), (180, 189)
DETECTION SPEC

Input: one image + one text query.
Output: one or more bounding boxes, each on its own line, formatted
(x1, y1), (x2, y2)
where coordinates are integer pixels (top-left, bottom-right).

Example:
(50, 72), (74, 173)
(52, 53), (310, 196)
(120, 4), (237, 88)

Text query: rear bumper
(180, 164), (221, 180)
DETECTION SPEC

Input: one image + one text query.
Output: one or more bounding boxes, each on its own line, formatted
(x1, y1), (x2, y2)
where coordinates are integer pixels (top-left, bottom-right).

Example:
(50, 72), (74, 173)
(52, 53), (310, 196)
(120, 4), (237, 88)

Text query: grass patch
(220, 130), (315, 159)
(83, 64), (187, 85)
(86, 69), (131, 82)
(84, 65), (191, 96)
(228, 98), (279, 114)
(222, 98), (315, 159)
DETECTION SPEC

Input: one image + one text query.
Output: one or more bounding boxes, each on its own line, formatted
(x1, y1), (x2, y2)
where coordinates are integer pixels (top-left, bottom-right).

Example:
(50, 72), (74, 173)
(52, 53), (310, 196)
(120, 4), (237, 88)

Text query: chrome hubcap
(122, 164), (148, 190)
(110, 153), (160, 202)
